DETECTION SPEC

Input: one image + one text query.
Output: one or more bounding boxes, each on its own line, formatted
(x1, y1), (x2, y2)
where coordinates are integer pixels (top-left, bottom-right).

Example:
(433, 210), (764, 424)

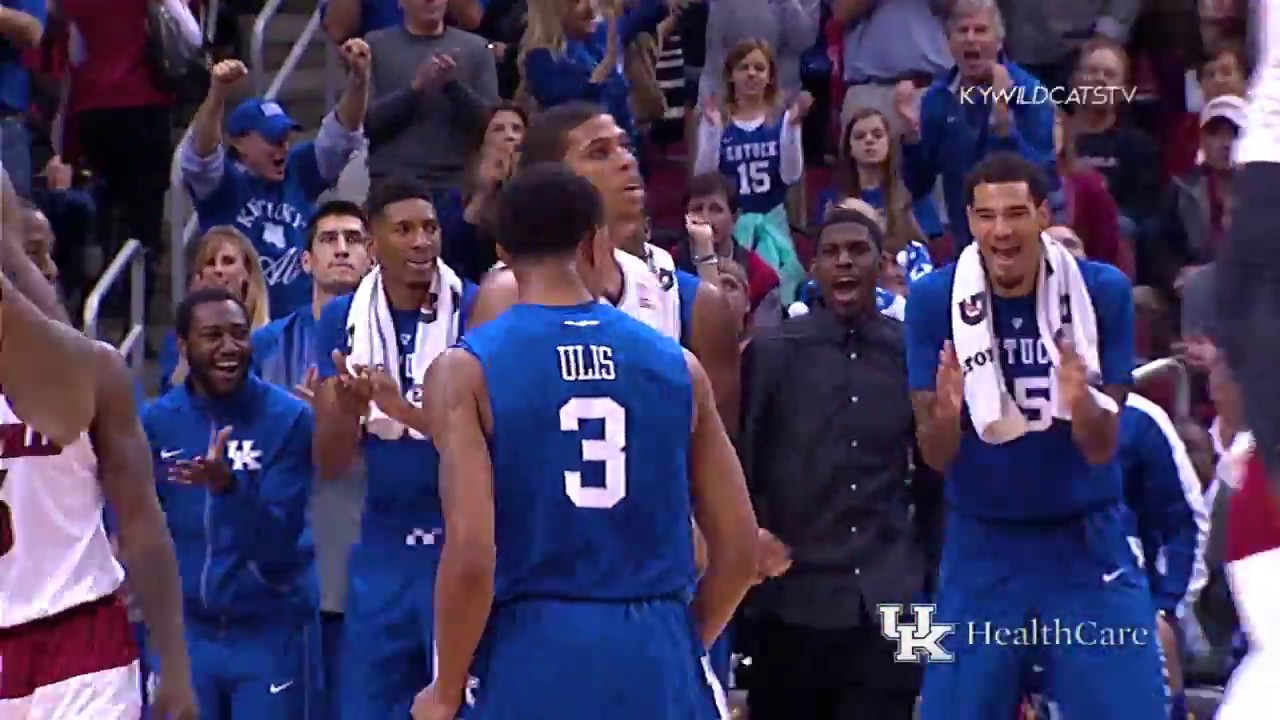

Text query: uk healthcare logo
(879, 604), (956, 663)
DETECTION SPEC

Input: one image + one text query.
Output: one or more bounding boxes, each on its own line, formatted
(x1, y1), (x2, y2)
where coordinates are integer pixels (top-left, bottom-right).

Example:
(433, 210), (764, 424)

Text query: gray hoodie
(698, 0), (821, 101)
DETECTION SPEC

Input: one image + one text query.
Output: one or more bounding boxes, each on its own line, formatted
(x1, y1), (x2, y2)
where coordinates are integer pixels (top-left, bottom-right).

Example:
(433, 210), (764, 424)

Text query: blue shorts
(918, 504), (1166, 720)
(156, 613), (322, 720)
(469, 597), (728, 720)
(339, 538), (439, 720)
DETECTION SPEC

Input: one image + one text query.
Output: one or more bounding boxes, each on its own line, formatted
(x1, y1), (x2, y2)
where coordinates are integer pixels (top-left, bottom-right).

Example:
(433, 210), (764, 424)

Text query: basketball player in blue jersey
(904, 152), (1166, 719)
(465, 103), (760, 690)
(467, 102), (740, 430)
(311, 178), (477, 720)
(409, 163), (758, 720)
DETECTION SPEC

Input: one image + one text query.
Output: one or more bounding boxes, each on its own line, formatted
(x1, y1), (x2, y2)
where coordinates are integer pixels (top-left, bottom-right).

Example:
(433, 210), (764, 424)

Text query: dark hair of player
(175, 287), (248, 339)
(496, 162), (604, 261)
(964, 151), (1051, 207)
(519, 102), (607, 168)
(366, 177), (434, 220)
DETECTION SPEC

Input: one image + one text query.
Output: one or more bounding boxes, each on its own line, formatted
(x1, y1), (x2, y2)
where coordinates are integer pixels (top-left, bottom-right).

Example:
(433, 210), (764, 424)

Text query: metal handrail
(1134, 357), (1190, 419)
(266, 7), (325, 100)
(250, 0), (288, 94)
(83, 239), (147, 369)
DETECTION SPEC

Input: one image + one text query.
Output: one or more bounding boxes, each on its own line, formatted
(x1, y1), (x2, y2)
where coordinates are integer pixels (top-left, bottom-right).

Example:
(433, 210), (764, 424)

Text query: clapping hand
(171, 426), (234, 494)
(294, 366), (321, 405)
(788, 91), (814, 125)
(935, 341), (963, 420)
(331, 350), (373, 419)
(414, 53), (458, 92)
(893, 81), (920, 139)
(1056, 337), (1089, 414)
(698, 94), (724, 128)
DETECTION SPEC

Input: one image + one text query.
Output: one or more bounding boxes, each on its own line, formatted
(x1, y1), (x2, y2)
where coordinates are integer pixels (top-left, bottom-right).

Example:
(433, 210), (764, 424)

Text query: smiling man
(739, 206), (942, 720)
(905, 152), (1163, 718)
(142, 287), (319, 719)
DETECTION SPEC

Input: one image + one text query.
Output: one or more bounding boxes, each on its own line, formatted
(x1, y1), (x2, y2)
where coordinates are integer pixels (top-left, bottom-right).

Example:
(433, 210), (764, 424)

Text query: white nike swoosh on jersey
(269, 682), (293, 694)
(1102, 569), (1124, 583)
(160, 449), (183, 460)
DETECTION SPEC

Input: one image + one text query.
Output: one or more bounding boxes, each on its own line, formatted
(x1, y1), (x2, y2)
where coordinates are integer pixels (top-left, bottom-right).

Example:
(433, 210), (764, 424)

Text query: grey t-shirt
(365, 24), (499, 190)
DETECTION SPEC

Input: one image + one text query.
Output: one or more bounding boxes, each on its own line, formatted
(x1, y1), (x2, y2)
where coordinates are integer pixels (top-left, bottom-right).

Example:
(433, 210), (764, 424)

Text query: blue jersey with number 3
(903, 260), (1136, 520)
(719, 117), (788, 215)
(460, 302), (697, 604)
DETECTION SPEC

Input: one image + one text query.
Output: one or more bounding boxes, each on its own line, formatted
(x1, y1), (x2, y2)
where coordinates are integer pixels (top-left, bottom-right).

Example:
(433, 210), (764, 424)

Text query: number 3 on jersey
(560, 397), (627, 509)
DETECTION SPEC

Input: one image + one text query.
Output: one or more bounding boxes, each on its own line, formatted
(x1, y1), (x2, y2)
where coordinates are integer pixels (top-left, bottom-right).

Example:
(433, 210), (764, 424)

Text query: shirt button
(850, 396), (859, 403)
(849, 352), (858, 360)
(850, 526), (858, 533)
(850, 483), (858, 491)
(854, 568), (861, 576)
(850, 440), (859, 448)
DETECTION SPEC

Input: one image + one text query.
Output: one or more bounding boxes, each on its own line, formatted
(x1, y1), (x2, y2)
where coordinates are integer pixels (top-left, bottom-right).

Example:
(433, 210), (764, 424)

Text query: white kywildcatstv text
(958, 85), (1137, 107)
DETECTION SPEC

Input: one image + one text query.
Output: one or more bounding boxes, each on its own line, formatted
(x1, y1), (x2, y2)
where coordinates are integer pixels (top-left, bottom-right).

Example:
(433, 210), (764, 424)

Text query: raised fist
(211, 59), (248, 90)
(340, 38), (372, 79)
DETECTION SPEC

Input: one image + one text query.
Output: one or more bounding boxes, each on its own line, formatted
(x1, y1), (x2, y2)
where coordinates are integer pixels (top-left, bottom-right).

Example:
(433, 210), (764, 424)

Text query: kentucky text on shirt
(722, 140), (780, 163)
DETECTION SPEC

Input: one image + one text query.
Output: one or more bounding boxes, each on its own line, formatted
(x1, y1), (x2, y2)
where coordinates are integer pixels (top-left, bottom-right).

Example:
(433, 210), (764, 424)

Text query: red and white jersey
(0, 395), (123, 628)
(1220, 432), (1280, 718)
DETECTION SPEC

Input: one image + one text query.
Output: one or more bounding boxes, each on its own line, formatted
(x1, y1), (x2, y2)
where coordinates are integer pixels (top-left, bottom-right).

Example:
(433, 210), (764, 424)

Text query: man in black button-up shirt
(739, 207), (943, 720)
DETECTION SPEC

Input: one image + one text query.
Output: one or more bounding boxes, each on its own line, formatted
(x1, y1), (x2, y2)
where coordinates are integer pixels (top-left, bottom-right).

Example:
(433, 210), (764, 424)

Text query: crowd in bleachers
(3, 0), (1264, 717)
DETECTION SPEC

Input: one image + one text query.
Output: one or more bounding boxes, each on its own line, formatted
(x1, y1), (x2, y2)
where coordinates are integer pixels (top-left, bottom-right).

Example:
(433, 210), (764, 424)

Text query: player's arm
(904, 279), (962, 471)
(1071, 267), (1135, 464)
(0, 169), (96, 446)
(686, 348), (759, 649)
(429, 347), (496, 707)
(689, 282), (741, 433)
(462, 268), (520, 331)
(91, 344), (193, 696)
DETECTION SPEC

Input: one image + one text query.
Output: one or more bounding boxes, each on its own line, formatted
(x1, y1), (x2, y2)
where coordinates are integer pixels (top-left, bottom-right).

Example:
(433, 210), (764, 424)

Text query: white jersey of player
(0, 395), (123, 628)
(611, 245), (683, 343)
(1219, 432), (1280, 719)
(492, 245), (686, 342)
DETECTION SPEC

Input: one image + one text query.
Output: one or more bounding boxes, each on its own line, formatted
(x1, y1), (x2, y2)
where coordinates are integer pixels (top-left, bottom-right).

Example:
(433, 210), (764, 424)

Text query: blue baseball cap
(226, 99), (301, 144)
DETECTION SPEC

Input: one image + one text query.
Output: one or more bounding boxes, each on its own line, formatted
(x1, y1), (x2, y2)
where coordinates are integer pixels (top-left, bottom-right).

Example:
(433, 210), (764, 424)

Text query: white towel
(345, 263), (463, 440)
(951, 233), (1118, 444)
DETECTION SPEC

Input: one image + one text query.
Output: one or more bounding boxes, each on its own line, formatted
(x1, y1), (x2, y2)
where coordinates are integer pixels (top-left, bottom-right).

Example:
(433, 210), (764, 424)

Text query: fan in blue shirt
(179, 47), (369, 319)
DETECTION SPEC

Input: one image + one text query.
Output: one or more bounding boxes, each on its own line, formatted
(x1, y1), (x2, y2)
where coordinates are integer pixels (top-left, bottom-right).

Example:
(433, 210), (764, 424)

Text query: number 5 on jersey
(560, 397), (627, 509)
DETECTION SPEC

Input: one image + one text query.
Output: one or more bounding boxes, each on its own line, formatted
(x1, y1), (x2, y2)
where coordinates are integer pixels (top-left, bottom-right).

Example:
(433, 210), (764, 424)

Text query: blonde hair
(171, 226), (272, 387)
(517, 0), (573, 109)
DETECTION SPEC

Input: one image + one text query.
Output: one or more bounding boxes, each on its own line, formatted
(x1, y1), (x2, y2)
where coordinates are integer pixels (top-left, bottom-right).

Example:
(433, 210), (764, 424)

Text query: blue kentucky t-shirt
(904, 258), (1135, 520)
(190, 142), (334, 318)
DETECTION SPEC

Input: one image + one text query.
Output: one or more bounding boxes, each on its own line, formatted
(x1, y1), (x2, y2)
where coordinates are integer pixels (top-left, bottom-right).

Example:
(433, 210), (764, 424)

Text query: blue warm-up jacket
(899, 61), (1057, 251)
(143, 374), (317, 623)
(1117, 393), (1209, 615)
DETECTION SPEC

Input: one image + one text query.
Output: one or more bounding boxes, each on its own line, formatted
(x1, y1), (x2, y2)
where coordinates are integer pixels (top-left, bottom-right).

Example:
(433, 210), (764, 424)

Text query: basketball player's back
(460, 300), (724, 720)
